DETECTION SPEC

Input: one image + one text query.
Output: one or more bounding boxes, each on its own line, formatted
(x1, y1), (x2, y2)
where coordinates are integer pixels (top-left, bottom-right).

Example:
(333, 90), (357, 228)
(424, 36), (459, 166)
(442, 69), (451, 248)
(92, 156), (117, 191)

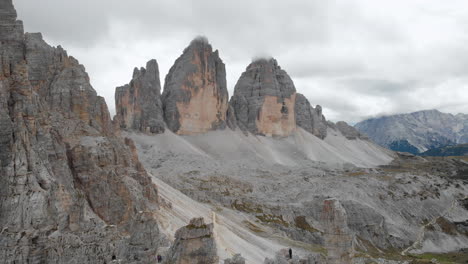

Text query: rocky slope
(355, 110), (468, 154)
(115, 59), (165, 134)
(162, 37), (229, 135)
(134, 131), (468, 263)
(0, 1), (163, 262)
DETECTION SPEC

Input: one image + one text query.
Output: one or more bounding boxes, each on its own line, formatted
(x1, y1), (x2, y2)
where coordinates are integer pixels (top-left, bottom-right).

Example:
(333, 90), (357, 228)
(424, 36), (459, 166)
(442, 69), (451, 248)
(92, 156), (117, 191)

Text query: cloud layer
(14, 0), (468, 123)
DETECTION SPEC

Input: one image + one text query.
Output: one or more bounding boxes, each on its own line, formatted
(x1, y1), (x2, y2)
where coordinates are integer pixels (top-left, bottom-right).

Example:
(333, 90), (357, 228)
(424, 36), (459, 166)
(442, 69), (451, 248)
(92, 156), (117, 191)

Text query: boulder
(115, 59), (165, 134)
(166, 217), (219, 264)
(224, 254), (246, 264)
(230, 58), (297, 137)
(162, 37), (229, 135)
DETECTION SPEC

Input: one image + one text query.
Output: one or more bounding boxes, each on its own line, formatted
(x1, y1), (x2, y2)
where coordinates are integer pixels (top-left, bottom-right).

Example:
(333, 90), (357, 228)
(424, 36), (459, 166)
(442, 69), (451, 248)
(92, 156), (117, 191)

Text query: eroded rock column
(162, 37), (229, 135)
(230, 58), (297, 137)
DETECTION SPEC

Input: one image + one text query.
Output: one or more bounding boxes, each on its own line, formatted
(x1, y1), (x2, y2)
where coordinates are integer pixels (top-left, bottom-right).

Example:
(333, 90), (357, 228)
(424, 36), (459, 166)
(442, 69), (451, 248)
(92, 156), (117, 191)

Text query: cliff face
(0, 1), (162, 262)
(162, 37), (229, 135)
(294, 93), (328, 139)
(230, 58), (297, 137)
(115, 59), (165, 134)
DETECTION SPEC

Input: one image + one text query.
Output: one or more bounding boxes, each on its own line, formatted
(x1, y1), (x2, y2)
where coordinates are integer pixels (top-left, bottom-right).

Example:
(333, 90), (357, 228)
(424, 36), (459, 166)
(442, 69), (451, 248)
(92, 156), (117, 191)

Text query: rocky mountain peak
(355, 109), (468, 153)
(115, 59), (165, 134)
(162, 37), (228, 135)
(230, 57), (297, 137)
(0, 1), (162, 262)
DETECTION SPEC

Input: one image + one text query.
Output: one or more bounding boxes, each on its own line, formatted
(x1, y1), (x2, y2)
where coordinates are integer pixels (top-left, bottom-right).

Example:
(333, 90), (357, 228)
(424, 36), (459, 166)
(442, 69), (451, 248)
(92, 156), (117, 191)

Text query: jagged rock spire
(162, 37), (229, 135)
(115, 59), (165, 133)
(230, 58), (297, 137)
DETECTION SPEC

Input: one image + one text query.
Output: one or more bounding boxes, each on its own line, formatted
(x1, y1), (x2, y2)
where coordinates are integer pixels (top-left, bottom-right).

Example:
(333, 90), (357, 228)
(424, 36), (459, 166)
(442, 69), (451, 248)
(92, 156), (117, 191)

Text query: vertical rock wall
(0, 1), (163, 262)
(115, 59), (165, 134)
(162, 37), (229, 135)
(230, 58), (297, 137)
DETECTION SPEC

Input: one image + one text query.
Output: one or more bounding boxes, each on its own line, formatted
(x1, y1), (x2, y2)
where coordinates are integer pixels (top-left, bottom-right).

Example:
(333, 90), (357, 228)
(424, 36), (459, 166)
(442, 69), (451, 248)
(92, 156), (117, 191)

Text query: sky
(14, 0), (468, 124)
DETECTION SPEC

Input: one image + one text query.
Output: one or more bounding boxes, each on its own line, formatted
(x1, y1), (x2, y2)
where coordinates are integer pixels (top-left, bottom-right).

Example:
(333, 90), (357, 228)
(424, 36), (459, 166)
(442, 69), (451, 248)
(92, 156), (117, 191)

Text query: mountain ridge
(355, 109), (468, 154)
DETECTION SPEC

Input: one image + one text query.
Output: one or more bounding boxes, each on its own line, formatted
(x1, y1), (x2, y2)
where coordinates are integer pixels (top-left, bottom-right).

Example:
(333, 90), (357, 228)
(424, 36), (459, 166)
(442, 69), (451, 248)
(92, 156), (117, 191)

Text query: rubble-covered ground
(130, 130), (468, 264)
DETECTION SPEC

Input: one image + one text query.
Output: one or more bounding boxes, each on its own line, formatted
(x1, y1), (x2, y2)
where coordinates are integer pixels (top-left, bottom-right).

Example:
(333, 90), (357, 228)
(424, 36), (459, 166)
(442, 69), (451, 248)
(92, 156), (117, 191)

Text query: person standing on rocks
(289, 248), (292, 259)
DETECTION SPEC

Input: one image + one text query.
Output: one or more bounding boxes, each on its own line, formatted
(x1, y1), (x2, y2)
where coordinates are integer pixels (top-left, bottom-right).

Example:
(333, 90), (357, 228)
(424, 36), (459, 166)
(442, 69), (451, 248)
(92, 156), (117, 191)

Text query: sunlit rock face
(115, 59), (165, 134)
(230, 58), (297, 137)
(162, 37), (229, 135)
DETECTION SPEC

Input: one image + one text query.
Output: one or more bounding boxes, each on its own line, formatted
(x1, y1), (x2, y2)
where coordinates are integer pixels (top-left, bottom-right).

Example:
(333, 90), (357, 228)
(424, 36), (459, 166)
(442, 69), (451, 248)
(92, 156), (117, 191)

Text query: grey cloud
(12, 0), (468, 124)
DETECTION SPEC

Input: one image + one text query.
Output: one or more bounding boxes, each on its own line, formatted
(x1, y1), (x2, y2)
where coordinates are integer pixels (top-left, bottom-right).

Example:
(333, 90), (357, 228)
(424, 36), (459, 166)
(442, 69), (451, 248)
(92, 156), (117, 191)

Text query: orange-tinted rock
(230, 58), (297, 137)
(162, 37), (228, 135)
(0, 2), (162, 262)
(115, 59), (165, 134)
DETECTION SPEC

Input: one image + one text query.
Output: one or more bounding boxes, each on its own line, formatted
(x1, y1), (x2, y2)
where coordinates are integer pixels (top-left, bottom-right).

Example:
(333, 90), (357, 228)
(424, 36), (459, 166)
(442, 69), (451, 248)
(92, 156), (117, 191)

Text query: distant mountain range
(355, 110), (468, 155)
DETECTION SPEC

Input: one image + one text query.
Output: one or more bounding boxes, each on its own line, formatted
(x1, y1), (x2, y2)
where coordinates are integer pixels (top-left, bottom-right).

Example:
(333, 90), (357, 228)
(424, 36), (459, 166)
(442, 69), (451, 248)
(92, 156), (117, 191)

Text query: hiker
(157, 255), (162, 263)
(289, 248), (292, 259)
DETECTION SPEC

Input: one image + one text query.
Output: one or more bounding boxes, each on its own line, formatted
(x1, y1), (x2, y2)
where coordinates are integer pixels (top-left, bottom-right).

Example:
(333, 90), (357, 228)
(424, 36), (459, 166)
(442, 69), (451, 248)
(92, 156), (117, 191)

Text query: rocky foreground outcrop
(230, 58), (297, 137)
(165, 217), (219, 264)
(0, 1), (163, 262)
(115, 59), (165, 133)
(162, 37), (229, 135)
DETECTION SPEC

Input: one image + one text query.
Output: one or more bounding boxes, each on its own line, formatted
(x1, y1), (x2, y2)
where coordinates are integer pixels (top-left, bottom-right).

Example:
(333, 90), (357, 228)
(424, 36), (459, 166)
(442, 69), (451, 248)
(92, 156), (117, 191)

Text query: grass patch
(408, 252), (468, 264)
(256, 214), (289, 227)
(294, 216), (320, 233)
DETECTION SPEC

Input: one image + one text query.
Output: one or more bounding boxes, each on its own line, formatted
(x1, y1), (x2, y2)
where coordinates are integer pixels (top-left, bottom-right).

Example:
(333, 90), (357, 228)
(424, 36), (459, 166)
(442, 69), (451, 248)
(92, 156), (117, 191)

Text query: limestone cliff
(162, 37), (229, 135)
(115, 59), (165, 134)
(0, 1), (162, 262)
(230, 58), (297, 137)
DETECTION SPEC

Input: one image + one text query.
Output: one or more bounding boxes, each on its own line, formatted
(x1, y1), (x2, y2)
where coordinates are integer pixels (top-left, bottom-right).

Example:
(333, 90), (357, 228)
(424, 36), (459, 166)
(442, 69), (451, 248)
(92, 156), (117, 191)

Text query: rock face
(294, 93), (328, 139)
(231, 58), (297, 137)
(224, 254), (246, 264)
(355, 109), (468, 154)
(115, 59), (165, 134)
(166, 217), (219, 264)
(320, 199), (354, 264)
(335, 121), (365, 140)
(162, 37), (229, 135)
(0, 1), (162, 262)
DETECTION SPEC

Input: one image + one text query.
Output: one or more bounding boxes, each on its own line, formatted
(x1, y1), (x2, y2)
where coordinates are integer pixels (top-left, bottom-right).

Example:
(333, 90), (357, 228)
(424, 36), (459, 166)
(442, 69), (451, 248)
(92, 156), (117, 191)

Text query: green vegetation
(294, 216), (320, 233)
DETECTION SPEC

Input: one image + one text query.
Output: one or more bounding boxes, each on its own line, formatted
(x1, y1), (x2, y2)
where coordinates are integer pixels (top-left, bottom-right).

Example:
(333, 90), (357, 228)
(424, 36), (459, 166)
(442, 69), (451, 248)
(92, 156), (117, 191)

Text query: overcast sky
(14, 0), (468, 123)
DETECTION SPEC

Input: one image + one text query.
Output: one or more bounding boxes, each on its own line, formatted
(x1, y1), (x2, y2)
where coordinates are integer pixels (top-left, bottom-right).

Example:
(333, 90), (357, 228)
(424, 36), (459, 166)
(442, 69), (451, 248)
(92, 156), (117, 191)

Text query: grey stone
(0, 1), (164, 263)
(230, 58), (297, 137)
(294, 93), (328, 139)
(335, 121), (365, 140)
(165, 217), (219, 264)
(162, 37), (229, 135)
(115, 59), (165, 134)
(224, 253), (246, 264)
